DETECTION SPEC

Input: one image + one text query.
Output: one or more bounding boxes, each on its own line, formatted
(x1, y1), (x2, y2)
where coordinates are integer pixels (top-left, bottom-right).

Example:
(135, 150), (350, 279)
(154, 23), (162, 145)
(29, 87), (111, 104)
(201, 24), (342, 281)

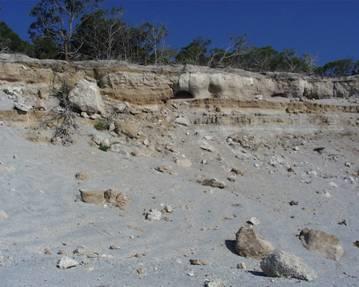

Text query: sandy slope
(0, 112), (358, 286)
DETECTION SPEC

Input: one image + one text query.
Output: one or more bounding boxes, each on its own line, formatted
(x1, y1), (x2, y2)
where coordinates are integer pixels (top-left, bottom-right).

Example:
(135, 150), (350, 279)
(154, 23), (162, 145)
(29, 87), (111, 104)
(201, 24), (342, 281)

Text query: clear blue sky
(0, 0), (358, 64)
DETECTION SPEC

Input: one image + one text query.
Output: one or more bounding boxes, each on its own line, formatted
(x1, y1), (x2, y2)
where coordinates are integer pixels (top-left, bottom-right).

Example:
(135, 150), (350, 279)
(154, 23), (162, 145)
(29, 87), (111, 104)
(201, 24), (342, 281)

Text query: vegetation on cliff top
(0, 0), (358, 77)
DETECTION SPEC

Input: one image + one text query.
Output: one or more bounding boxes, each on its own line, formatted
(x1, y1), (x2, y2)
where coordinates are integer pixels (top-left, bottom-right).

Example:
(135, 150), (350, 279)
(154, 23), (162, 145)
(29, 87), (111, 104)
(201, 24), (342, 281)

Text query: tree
(176, 38), (211, 65)
(75, 8), (126, 60)
(139, 22), (168, 64)
(0, 21), (31, 54)
(315, 59), (358, 77)
(29, 0), (103, 60)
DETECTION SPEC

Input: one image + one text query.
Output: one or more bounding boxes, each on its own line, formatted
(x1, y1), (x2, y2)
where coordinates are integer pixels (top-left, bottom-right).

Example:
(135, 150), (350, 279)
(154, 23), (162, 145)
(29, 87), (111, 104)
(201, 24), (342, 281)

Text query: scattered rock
(230, 168), (244, 176)
(175, 116), (190, 126)
(198, 178), (226, 189)
(235, 226), (274, 259)
(260, 250), (317, 281)
(0, 210), (8, 220)
(313, 147), (325, 154)
(204, 280), (225, 287)
(237, 262), (246, 270)
(79, 189), (128, 209)
(114, 120), (140, 139)
(353, 241), (359, 248)
(200, 142), (216, 152)
(145, 209), (162, 221)
(109, 245), (121, 250)
(162, 205), (173, 213)
(190, 259), (208, 265)
(14, 102), (31, 113)
(299, 228), (344, 261)
(246, 217), (260, 226)
(57, 256), (79, 269)
(75, 172), (88, 181)
(289, 200), (299, 206)
(43, 248), (52, 255)
(73, 246), (99, 258)
(155, 165), (174, 175)
(68, 79), (105, 114)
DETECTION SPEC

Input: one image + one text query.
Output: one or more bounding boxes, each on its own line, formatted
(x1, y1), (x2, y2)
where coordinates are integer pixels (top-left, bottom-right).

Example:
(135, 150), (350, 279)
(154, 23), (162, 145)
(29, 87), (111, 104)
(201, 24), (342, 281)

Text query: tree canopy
(0, 1), (357, 77)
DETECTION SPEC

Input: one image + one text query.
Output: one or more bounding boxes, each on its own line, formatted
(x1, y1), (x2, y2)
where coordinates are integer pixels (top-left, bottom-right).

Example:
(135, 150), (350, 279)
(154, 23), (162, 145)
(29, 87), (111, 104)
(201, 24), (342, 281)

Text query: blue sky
(0, 0), (358, 64)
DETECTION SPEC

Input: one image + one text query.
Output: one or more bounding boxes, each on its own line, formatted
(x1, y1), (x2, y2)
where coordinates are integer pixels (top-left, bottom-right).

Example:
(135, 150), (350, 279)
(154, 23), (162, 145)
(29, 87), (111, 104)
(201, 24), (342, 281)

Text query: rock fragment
(299, 228), (344, 261)
(204, 280), (225, 287)
(175, 116), (190, 126)
(199, 178), (226, 189)
(114, 120), (140, 139)
(190, 259), (208, 265)
(79, 189), (128, 209)
(145, 209), (162, 221)
(57, 256), (79, 269)
(235, 226), (274, 259)
(0, 210), (8, 220)
(260, 250), (317, 281)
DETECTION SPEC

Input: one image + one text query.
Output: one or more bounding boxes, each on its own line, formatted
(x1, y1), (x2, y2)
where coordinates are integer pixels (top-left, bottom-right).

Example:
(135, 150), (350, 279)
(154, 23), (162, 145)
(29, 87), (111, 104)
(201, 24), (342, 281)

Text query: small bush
(94, 119), (109, 131)
(99, 143), (110, 152)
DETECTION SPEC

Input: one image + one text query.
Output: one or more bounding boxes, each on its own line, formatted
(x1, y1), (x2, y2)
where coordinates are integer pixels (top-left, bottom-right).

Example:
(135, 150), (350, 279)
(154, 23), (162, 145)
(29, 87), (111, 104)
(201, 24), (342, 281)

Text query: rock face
(235, 226), (274, 259)
(260, 250), (317, 281)
(299, 228), (344, 261)
(68, 79), (105, 114)
(0, 54), (358, 110)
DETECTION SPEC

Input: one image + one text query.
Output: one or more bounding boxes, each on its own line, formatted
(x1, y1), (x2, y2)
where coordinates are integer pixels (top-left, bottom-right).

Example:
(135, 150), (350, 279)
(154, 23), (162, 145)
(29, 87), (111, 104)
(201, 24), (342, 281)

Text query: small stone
(155, 165), (173, 174)
(200, 142), (216, 152)
(237, 262), (246, 270)
(189, 259), (208, 265)
(235, 226), (274, 259)
(175, 116), (190, 126)
(14, 102), (31, 113)
(329, 182), (338, 188)
(145, 209), (162, 221)
(230, 168), (243, 176)
(0, 210), (8, 220)
(109, 245), (121, 250)
(260, 250), (317, 281)
(299, 228), (344, 261)
(57, 256), (79, 269)
(289, 200), (299, 206)
(246, 217), (260, 226)
(81, 112), (89, 118)
(204, 280), (225, 287)
(199, 178), (225, 189)
(344, 162), (351, 167)
(163, 205), (173, 213)
(43, 248), (52, 255)
(353, 241), (359, 248)
(313, 147), (325, 154)
(75, 172), (88, 181)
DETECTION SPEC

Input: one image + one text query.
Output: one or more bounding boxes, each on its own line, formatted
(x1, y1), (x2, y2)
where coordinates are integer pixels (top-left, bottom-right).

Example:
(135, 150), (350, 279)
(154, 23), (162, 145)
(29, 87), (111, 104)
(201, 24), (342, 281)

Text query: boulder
(260, 250), (317, 281)
(68, 79), (105, 114)
(235, 226), (274, 259)
(299, 228), (344, 261)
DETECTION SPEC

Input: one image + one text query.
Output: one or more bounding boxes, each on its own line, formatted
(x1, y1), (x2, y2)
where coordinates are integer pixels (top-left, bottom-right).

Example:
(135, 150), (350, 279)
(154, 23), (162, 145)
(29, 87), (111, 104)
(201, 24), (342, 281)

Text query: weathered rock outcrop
(0, 54), (358, 110)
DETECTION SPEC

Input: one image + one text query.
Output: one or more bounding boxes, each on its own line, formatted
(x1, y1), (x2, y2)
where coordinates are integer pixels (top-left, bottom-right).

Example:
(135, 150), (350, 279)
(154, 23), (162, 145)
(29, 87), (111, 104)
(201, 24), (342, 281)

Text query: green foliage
(29, 0), (104, 60)
(176, 38), (211, 65)
(315, 59), (359, 77)
(0, 21), (32, 53)
(99, 143), (110, 152)
(94, 119), (109, 131)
